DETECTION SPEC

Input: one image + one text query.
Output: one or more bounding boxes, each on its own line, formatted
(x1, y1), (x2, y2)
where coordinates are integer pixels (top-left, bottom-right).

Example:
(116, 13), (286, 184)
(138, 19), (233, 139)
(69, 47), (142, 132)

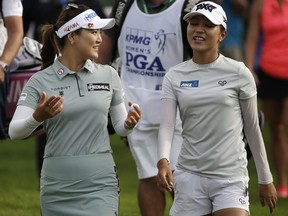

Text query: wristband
(0, 61), (8, 72)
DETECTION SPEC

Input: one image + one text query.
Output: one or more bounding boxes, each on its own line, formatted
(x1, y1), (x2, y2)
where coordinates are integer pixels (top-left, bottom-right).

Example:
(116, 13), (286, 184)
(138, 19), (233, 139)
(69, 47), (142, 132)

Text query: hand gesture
(124, 101), (141, 129)
(33, 92), (64, 122)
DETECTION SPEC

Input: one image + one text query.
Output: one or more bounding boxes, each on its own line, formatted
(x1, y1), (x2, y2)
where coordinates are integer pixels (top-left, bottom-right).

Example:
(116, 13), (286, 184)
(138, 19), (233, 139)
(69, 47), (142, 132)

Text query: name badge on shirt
(180, 80), (199, 88)
(87, 83), (110, 91)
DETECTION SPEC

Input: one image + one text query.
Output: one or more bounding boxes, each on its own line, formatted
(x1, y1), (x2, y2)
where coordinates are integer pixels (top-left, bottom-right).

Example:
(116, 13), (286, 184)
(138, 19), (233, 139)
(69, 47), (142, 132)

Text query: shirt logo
(180, 80), (199, 87)
(218, 80), (227, 86)
(239, 198), (246, 205)
(154, 29), (176, 55)
(19, 93), (27, 101)
(57, 68), (64, 75)
(87, 83), (110, 91)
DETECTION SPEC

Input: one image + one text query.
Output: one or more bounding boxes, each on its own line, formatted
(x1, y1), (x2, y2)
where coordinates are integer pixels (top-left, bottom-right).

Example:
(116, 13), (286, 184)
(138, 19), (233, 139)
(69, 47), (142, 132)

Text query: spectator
(9, 4), (141, 215)
(0, 0), (24, 139)
(157, 1), (277, 215)
(245, 0), (288, 198)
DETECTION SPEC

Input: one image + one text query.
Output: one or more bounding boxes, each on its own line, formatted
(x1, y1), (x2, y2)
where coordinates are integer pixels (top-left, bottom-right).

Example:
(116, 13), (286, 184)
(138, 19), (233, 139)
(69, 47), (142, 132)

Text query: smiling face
(72, 28), (103, 61)
(187, 15), (226, 57)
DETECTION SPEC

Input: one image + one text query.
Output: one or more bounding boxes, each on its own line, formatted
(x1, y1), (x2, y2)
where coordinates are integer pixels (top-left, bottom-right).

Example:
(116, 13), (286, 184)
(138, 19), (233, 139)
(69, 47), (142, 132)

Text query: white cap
(56, 9), (115, 38)
(183, 1), (227, 30)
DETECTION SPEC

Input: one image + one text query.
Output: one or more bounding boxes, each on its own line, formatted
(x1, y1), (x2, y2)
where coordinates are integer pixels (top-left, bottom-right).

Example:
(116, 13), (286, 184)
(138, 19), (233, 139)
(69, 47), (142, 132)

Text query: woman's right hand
(33, 91), (63, 122)
(157, 158), (173, 192)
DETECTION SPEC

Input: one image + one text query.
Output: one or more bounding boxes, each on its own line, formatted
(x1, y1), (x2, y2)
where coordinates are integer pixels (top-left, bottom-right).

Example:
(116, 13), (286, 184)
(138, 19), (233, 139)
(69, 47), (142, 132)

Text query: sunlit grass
(0, 132), (287, 216)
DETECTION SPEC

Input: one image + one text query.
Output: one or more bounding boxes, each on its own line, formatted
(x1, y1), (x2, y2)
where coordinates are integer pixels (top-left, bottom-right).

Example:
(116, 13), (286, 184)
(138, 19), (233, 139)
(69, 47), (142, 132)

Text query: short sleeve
(17, 74), (42, 110)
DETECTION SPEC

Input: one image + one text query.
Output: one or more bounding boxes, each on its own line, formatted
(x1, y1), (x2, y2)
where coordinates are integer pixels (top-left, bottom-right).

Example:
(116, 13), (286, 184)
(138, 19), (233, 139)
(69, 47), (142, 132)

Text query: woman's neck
(59, 55), (85, 72)
(192, 52), (220, 65)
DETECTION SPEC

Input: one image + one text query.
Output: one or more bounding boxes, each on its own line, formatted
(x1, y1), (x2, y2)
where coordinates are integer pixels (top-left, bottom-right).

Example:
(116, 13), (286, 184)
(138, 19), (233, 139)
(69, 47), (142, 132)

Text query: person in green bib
(9, 4), (141, 215)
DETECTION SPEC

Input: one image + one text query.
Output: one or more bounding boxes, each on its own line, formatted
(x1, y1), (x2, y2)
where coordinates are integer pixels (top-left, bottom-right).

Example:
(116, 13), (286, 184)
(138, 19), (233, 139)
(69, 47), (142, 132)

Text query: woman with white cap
(8, 3), (141, 215)
(157, 1), (277, 215)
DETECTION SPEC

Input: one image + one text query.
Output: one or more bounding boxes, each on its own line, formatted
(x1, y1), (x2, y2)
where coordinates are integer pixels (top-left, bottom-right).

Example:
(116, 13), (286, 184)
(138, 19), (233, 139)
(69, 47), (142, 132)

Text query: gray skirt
(40, 153), (119, 216)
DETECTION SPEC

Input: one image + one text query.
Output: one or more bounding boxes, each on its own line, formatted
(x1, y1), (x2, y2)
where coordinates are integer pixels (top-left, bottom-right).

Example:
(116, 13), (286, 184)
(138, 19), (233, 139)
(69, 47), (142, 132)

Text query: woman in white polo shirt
(9, 4), (141, 215)
(157, 1), (277, 216)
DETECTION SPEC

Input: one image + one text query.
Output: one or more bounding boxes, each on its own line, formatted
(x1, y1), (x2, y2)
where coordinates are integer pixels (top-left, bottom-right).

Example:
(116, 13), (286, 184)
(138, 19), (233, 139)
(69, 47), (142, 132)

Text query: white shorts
(127, 126), (182, 179)
(170, 169), (250, 216)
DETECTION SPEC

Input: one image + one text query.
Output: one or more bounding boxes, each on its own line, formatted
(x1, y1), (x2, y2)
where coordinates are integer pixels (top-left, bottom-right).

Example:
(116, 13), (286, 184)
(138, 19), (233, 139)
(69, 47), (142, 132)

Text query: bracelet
(0, 60), (8, 73)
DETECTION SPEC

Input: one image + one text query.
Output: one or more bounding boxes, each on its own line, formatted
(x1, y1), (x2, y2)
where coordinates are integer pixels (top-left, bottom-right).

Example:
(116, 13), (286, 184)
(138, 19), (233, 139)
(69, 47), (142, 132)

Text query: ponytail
(40, 24), (60, 70)
(40, 4), (90, 70)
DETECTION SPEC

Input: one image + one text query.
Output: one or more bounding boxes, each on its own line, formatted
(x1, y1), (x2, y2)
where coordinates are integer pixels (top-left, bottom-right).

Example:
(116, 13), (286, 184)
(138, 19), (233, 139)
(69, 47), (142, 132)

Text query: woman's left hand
(259, 183), (277, 213)
(124, 101), (141, 129)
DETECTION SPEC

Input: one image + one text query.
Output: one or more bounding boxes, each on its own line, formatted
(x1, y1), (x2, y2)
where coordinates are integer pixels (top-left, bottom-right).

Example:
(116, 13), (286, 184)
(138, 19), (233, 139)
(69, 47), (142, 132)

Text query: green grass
(0, 133), (287, 216)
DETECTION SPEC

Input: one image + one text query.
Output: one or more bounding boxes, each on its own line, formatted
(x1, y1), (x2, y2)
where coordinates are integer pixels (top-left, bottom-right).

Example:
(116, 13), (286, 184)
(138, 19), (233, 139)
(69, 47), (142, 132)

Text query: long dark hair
(40, 4), (90, 69)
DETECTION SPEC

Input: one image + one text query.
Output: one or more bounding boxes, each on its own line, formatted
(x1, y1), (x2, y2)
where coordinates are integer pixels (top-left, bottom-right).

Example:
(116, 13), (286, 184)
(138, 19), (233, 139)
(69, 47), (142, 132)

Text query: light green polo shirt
(18, 58), (124, 157)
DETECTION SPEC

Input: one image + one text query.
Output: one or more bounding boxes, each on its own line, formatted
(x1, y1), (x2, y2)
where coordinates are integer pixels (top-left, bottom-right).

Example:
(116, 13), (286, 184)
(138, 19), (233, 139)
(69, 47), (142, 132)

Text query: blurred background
(1, 0), (288, 215)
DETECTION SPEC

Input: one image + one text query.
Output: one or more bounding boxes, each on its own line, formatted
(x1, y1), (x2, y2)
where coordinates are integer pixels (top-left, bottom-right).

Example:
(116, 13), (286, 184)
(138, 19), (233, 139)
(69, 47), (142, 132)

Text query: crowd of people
(1, 0), (287, 215)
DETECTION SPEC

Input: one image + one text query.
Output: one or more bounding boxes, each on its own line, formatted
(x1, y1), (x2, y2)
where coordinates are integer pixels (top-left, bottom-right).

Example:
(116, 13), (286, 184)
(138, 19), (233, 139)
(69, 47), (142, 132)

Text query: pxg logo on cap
(183, 1), (227, 29)
(195, 2), (217, 12)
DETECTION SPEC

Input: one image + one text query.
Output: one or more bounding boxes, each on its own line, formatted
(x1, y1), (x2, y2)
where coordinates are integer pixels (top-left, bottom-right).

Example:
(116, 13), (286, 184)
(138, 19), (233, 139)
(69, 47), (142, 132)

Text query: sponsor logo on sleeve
(19, 93), (28, 101)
